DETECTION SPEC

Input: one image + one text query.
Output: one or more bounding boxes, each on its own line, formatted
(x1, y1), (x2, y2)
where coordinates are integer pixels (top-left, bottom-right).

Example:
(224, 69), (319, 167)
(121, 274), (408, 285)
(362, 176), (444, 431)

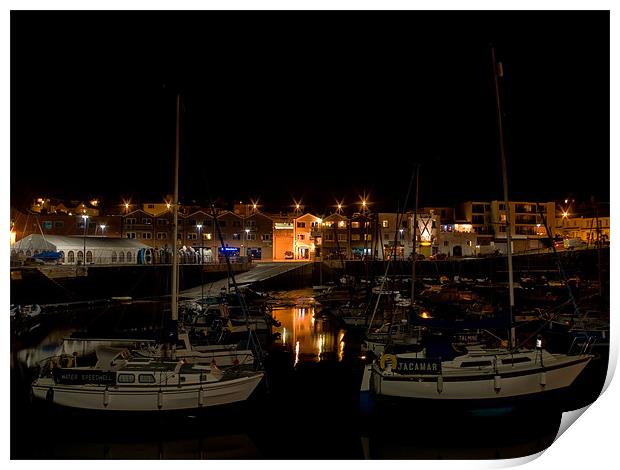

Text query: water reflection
(272, 306), (345, 364)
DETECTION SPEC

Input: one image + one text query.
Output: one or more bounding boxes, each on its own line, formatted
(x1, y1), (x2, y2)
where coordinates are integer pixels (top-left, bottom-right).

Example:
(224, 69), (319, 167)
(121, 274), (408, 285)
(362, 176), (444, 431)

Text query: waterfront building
(12, 234), (150, 265)
(272, 216), (294, 261)
(244, 210), (275, 261)
(320, 213), (349, 261)
(349, 212), (375, 260)
(292, 213), (321, 260)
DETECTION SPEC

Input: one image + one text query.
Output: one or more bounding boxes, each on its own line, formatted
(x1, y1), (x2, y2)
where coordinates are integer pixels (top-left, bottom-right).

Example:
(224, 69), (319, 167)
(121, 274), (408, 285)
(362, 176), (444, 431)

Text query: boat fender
(103, 387), (109, 407)
(436, 375), (444, 394)
(379, 354), (398, 371)
(494, 375), (501, 392)
(539, 371), (546, 387)
(46, 387), (54, 403)
(198, 387), (204, 407)
(158, 389), (163, 410)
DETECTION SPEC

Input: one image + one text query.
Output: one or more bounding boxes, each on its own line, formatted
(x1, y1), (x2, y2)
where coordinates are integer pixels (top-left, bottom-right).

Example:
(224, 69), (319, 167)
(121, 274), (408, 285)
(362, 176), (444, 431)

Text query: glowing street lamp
(99, 224), (106, 237)
(81, 215), (89, 265)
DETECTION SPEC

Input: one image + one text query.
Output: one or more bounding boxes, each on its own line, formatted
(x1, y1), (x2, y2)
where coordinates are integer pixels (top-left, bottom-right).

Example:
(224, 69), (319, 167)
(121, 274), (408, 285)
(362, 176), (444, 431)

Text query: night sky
(10, 11), (610, 213)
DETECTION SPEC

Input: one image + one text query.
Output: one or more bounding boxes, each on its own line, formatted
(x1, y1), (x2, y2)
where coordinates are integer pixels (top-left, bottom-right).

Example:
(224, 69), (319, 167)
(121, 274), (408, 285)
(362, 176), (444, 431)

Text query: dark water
(10, 289), (607, 459)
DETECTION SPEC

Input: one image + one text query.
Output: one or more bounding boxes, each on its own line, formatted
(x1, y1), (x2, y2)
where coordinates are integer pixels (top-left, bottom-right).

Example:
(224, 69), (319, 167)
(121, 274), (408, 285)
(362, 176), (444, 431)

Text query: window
(68, 251), (75, 263)
(188, 233), (197, 240)
(111, 252), (117, 263)
(338, 234), (347, 242)
(325, 233), (334, 241)
(247, 220), (256, 227)
(54, 221), (64, 229)
(77, 251), (84, 263)
(247, 233), (256, 240)
(205, 233), (212, 240)
(364, 234), (372, 241)
(126, 232), (136, 239)
(460, 361), (492, 368)
(43, 221), (53, 230)
(157, 232), (167, 240)
(472, 215), (485, 225)
(298, 234), (305, 241)
(444, 241), (449, 247)
(126, 218), (136, 225)
(138, 374), (156, 383)
(86, 251), (93, 263)
(58, 251), (65, 263)
(157, 218), (169, 225)
(472, 204), (485, 213)
(338, 221), (346, 228)
(126, 251), (133, 262)
(351, 234), (361, 241)
(297, 222), (306, 228)
(147, 204), (155, 209)
(118, 251), (125, 262)
(261, 233), (272, 241)
(382, 220), (389, 228)
(142, 232), (152, 239)
(141, 218), (152, 224)
(232, 233), (241, 240)
(351, 222), (360, 228)
(117, 374), (135, 383)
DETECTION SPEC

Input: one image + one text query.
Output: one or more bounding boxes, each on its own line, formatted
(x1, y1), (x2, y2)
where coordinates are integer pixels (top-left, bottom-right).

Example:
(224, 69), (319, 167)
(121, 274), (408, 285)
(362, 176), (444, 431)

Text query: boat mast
(171, 94), (180, 325)
(411, 164), (420, 306)
(491, 46), (515, 348)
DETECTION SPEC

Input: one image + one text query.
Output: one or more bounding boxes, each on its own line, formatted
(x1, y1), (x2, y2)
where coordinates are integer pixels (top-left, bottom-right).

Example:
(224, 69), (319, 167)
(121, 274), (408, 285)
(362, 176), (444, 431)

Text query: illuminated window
(351, 234), (361, 241)
(351, 222), (360, 228)
(382, 220), (389, 228)
(232, 233), (241, 240)
(338, 221), (346, 228)
(364, 234), (372, 241)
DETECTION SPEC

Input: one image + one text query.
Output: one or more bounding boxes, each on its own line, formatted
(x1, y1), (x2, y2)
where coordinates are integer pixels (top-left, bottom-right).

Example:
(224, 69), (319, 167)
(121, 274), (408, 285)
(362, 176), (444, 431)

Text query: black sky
(10, 11), (610, 213)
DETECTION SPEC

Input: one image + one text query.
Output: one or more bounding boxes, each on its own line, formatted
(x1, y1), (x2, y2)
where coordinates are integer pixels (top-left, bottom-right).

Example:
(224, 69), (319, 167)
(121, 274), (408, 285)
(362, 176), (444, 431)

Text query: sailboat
(360, 48), (593, 407)
(31, 95), (264, 411)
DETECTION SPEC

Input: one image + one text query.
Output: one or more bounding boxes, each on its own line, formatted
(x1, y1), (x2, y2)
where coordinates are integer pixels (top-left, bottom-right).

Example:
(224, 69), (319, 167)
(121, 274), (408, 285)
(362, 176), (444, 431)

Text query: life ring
(379, 354), (398, 370)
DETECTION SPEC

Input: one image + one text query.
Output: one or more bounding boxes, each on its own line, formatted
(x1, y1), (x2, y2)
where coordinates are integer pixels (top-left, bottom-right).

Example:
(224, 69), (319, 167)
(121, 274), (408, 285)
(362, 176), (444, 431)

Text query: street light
(197, 223), (203, 301)
(245, 229), (250, 258)
(81, 215), (89, 265)
(99, 224), (106, 237)
(196, 224), (203, 264)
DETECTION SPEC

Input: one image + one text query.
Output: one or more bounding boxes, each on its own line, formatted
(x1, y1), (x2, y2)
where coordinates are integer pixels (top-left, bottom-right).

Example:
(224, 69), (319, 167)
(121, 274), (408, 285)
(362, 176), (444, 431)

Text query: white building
(12, 234), (150, 265)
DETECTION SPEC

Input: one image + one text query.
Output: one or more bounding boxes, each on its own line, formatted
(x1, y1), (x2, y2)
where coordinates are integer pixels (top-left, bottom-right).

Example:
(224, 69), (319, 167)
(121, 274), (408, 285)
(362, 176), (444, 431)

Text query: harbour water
(10, 288), (605, 459)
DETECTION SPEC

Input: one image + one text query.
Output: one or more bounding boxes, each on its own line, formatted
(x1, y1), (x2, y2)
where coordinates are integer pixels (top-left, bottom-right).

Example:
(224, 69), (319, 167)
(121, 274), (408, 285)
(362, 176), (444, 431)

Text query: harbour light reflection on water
(271, 305), (345, 364)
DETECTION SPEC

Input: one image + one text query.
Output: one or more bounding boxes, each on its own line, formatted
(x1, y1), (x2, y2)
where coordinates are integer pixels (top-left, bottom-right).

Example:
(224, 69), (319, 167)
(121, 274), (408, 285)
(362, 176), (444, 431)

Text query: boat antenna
(491, 45), (515, 348)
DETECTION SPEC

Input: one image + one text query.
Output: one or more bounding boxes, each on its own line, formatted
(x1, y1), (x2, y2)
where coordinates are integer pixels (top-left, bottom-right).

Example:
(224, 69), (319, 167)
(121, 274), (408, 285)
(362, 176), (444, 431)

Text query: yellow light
(420, 310), (432, 319)
(296, 204), (300, 209)
(563, 212), (569, 218)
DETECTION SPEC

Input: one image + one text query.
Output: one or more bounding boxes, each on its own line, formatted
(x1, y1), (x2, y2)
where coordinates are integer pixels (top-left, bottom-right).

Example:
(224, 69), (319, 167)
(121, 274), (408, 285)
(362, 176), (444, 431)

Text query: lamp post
(197, 223), (203, 301)
(245, 228), (250, 258)
(196, 224), (203, 264)
(99, 224), (106, 237)
(82, 214), (89, 265)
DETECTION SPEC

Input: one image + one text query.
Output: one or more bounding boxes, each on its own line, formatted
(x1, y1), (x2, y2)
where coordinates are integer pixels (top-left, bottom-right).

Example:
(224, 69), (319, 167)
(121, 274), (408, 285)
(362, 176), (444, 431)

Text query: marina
(9, 9), (610, 462)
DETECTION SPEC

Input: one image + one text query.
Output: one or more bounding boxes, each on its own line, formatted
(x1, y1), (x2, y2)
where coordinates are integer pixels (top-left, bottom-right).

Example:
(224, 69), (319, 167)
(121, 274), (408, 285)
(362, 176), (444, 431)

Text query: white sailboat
(360, 48), (593, 407)
(31, 95), (264, 411)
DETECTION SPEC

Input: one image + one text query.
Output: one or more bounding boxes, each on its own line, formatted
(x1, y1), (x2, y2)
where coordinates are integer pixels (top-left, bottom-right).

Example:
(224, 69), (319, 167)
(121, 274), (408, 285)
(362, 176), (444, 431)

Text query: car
(284, 251), (294, 259)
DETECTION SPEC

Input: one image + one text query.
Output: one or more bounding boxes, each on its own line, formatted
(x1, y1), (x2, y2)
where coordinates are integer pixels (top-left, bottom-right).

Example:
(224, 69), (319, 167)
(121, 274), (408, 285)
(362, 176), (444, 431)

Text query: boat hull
(32, 372), (264, 411)
(367, 356), (591, 401)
